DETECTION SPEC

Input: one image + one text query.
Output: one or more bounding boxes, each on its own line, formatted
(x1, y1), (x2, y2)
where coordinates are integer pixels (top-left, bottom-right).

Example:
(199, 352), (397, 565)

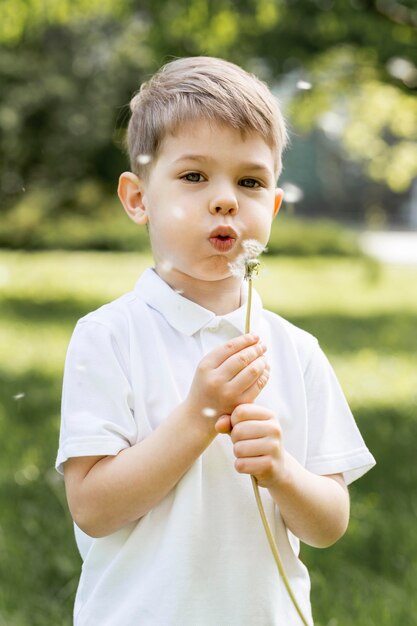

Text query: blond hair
(126, 56), (288, 178)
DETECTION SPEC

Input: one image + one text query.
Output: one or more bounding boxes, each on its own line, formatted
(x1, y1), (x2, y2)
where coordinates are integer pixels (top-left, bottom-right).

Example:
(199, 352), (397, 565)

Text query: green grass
(0, 250), (416, 625)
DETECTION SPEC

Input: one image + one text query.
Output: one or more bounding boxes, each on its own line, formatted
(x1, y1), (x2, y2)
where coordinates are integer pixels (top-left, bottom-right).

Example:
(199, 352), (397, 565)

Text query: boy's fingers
(214, 415), (232, 434)
(219, 342), (267, 381)
(230, 420), (267, 443)
(242, 364), (270, 398)
(203, 333), (260, 369)
(226, 357), (269, 396)
(231, 404), (274, 427)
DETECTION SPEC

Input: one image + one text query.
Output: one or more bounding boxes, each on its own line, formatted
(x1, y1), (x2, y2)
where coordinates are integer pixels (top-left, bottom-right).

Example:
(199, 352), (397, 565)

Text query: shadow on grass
(285, 313), (417, 354)
(3, 295), (417, 356)
(303, 403), (417, 626)
(0, 295), (103, 326)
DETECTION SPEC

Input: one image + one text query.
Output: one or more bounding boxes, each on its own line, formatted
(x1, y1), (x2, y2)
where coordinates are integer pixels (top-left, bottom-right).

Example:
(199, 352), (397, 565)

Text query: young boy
(56, 57), (375, 626)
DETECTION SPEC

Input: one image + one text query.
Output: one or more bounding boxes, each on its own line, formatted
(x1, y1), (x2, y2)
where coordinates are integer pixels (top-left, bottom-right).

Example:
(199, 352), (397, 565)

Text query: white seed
(172, 206), (185, 220)
(137, 154), (152, 165)
(296, 80), (312, 90)
(160, 260), (173, 272)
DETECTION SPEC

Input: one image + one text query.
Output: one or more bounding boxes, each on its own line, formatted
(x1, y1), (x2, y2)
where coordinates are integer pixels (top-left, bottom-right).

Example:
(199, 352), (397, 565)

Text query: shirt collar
(134, 268), (263, 336)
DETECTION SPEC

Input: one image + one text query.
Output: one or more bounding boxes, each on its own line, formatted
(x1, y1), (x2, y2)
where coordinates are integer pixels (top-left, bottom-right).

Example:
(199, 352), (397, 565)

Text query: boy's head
(126, 56), (288, 180)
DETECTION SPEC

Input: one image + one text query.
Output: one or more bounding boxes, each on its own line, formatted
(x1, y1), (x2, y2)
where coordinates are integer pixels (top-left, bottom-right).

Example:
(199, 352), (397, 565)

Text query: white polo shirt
(57, 268), (375, 626)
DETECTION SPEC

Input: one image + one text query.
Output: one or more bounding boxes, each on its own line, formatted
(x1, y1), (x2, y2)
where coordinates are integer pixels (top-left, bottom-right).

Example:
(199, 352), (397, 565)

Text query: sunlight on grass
(331, 351), (417, 410)
(258, 257), (417, 316)
(0, 325), (68, 375)
(0, 251), (152, 303)
(1, 250), (417, 626)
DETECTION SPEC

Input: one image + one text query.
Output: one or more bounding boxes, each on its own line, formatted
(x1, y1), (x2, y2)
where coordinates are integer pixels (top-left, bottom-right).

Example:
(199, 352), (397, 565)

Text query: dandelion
(239, 239), (310, 626)
(229, 239), (266, 280)
(229, 239), (266, 334)
(13, 393), (25, 401)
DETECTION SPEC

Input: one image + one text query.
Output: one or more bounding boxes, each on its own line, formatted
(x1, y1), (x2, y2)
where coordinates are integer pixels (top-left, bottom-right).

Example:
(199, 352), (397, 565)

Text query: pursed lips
(208, 225), (238, 252)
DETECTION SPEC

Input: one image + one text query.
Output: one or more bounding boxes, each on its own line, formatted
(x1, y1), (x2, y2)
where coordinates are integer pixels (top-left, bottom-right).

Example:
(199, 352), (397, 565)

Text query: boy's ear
(117, 172), (148, 225)
(273, 187), (284, 219)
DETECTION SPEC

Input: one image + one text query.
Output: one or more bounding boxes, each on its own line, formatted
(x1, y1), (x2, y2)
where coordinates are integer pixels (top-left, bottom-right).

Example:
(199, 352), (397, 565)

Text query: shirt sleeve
(304, 341), (376, 485)
(56, 319), (136, 474)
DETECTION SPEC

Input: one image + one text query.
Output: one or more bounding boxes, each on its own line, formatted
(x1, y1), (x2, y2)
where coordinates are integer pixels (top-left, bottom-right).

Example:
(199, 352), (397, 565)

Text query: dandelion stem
(245, 277), (253, 336)
(245, 277), (310, 626)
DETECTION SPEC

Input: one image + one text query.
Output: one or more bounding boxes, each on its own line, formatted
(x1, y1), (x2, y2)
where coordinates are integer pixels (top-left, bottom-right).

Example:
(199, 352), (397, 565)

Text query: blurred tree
(0, 12), (152, 218)
(0, 0), (415, 224)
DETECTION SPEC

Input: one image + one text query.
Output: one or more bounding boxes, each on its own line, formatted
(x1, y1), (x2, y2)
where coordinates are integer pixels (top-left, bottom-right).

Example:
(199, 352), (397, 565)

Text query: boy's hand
(186, 333), (270, 428)
(229, 404), (285, 488)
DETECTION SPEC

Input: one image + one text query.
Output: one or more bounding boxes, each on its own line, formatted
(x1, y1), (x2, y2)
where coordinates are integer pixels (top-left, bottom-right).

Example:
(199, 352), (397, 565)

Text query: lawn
(0, 250), (416, 625)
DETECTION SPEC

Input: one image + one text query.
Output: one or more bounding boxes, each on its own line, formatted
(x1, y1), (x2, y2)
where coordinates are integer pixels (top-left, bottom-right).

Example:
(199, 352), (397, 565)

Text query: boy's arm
(64, 333), (269, 538)
(227, 404), (350, 549)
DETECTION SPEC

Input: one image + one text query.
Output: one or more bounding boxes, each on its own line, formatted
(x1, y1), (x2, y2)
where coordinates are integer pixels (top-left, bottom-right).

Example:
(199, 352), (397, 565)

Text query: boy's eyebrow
(173, 154), (272, 172)
(173, 154), (209, 164)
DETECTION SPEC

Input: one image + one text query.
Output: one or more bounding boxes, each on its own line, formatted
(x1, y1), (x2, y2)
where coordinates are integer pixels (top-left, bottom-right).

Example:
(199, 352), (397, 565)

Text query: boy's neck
(157, 270), (242, 315)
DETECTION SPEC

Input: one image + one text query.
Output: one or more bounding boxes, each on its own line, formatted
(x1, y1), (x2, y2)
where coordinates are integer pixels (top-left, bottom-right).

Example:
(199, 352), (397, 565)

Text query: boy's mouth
(209, 226), (237, 252)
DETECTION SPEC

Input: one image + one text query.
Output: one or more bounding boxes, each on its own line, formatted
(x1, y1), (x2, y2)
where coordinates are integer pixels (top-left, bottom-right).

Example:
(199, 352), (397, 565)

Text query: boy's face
(119, 119), (283, 291)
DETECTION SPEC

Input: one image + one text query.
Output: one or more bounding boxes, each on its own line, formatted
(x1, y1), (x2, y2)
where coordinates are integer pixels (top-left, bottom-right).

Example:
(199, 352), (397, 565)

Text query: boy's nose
(208, 193), (238, 216)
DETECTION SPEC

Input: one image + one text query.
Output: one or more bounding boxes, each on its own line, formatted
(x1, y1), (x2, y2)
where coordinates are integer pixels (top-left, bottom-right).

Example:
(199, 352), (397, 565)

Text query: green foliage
(0, 193), (365, 257)
(0, 189), (151, 251)
(0, 251), (416, 624)
(267, 214), (364, 257)
(0, 14), (151, 213)
(0, 0), (127, 44)
(0, 0), (416, 226)
(289, 47), (417, 192)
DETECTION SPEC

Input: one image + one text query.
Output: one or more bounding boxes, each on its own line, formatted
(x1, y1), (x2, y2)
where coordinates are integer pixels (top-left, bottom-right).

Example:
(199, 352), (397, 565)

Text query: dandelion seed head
(228, 255), (246, 278)
(229, 239), (266, 279)
(13, 393), (25, 401)
(137, 154), (152, 165)
(202, 407), (217, 418)
(242, 239), (266, 259)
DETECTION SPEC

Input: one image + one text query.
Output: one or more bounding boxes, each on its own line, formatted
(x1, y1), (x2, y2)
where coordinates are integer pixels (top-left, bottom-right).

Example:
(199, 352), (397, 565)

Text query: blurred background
(0, 1), (416, 625)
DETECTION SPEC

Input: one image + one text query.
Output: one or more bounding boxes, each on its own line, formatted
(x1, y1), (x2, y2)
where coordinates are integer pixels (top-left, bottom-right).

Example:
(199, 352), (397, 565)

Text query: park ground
(0, 249), (416, 626)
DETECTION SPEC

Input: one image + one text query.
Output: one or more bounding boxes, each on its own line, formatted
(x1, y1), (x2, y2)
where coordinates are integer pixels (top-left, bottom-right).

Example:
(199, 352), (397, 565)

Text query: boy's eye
(182, 172), (204, 183)
(240, 178), (260, 188)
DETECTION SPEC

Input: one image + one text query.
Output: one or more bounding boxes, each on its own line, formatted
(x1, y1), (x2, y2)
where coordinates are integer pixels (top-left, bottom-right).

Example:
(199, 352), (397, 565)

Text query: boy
(56, 57), (375, 625)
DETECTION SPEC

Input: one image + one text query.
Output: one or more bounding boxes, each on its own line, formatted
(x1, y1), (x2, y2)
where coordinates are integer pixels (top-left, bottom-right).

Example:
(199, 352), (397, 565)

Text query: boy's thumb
(214, 415), (232, 435)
